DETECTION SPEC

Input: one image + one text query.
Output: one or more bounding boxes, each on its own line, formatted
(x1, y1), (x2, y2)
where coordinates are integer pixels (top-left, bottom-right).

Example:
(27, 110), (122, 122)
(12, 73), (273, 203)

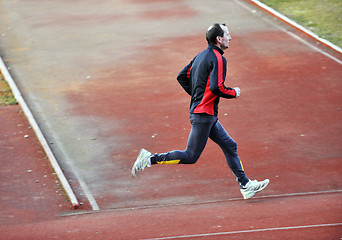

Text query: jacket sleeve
(209, 52), (237, 99)
(176, 59), (195, 96)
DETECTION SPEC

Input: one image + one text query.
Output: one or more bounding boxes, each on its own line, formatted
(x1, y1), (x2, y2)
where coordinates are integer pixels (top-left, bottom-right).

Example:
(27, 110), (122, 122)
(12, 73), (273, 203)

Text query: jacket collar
(208, 45), (224, 55)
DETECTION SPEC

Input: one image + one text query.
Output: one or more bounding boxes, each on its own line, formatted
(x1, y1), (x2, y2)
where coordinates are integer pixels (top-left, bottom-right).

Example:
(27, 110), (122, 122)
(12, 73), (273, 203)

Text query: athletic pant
(150, 113), (249, 186)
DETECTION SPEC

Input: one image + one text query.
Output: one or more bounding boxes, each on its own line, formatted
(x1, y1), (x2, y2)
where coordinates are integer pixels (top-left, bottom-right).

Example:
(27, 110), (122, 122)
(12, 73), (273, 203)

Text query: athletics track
(0, 0), (341, 239)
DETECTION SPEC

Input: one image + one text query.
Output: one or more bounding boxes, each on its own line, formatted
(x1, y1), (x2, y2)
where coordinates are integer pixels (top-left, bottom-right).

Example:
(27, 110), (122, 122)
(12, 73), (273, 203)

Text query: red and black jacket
(177, 45), (237, 116)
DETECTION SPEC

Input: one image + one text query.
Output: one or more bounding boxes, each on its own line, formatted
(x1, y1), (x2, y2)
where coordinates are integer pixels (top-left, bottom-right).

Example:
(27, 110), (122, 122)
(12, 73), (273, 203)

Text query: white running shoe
(131, 148), (152, 178)
(240, 179), (269, 199)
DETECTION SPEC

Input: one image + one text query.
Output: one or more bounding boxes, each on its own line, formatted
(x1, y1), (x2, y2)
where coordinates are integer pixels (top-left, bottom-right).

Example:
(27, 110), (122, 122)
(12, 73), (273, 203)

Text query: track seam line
(143, 223), (342, 240)
(119, 189), (342, 212)
(60, 189), (342, 216)
(0, 56), (80, 208)
(285, 31), (342, 64)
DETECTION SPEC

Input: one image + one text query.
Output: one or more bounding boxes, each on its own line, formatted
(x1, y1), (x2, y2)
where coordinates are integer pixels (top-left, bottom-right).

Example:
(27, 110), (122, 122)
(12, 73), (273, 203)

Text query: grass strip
(259, 0), (342, 48)
(0, 72), (17, 106)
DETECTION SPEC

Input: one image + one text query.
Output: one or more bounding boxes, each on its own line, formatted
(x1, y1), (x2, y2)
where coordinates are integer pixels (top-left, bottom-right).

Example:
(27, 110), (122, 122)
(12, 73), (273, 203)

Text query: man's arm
(209, 50), (237, 98)
(176, 59), (195, 95)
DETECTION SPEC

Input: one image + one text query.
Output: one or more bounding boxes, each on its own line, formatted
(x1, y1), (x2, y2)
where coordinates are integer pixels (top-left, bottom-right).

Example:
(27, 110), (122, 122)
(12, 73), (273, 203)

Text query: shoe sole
(131, 149), (144, 178)
(131, 148), (148, 178)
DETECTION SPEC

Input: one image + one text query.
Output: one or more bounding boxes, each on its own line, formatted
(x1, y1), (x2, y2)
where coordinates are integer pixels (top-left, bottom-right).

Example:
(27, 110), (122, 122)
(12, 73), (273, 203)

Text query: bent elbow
(210, 85), (220, 95)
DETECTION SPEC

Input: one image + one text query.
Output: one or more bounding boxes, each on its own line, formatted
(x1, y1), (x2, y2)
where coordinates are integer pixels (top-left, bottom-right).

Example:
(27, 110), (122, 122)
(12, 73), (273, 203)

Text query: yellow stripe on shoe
(156, 159), (181, 165)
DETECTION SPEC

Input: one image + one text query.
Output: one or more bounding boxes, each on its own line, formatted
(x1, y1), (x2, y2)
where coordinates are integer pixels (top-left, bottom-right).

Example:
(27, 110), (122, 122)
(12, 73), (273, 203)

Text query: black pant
(151, 113), (249, 186)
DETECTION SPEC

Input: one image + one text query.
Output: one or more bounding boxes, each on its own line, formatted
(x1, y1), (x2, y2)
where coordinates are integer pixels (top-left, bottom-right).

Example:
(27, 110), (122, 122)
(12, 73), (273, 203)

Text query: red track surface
(0, 106), (70, 225)
(0, 0), (341, 239)
(1, 192), (341, 239)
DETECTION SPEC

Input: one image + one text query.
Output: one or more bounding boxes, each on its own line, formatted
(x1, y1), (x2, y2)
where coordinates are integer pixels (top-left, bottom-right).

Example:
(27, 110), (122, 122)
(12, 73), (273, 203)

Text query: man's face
(218, 25), (232, 50)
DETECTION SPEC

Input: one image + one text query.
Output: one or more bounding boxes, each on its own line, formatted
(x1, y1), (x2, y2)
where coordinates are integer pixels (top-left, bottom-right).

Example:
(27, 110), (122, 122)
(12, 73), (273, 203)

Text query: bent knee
(223, 141), (238, 155)
(231, 141), (237, 150)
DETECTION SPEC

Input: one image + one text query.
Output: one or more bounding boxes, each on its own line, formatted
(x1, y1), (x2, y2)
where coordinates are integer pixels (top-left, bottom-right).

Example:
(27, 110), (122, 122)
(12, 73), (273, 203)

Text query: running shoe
(131, 148), (152, 178)
(240, 179), (269, 199)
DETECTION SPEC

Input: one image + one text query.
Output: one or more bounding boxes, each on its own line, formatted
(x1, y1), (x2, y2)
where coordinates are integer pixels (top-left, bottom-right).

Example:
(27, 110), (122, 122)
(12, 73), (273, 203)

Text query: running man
(132, 23), (269, 199)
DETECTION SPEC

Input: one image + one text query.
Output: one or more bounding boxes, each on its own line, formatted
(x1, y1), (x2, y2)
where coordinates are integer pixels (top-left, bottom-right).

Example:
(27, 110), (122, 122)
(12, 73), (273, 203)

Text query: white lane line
(246, 0), (342, 55)
(0, 56), (80, 208)
(234, 0), (342, 65)
(48, 129), (100, 211)
(78, 178), (100, 211)
(143, 223), (342, 240)
(286, 31), (342, 65)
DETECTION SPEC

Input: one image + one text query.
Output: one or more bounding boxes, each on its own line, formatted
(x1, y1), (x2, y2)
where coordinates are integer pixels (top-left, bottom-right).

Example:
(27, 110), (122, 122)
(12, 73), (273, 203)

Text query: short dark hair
(206, 23), (226, 45)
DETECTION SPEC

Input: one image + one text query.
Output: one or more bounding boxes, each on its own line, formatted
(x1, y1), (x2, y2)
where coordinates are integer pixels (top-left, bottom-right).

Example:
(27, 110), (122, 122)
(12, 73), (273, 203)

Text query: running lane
(0, 1), (341, 234)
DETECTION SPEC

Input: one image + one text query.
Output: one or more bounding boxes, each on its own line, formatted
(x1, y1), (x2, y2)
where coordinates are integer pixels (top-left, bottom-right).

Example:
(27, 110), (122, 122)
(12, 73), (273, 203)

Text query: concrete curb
(0, 56), (80, 209)
(247, 0), (342, 55)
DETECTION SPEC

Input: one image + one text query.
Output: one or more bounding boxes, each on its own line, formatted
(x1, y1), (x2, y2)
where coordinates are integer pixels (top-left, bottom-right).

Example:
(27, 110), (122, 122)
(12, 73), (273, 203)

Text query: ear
(216, 36), (222, 44)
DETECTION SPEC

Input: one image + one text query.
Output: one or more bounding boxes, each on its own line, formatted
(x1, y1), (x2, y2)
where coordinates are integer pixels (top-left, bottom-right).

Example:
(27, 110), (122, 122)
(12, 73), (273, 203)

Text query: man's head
(206, 23), (232, 50)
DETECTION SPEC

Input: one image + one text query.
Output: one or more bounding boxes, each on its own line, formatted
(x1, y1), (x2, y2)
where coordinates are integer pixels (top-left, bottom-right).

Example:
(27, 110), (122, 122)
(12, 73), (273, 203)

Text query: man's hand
(233, 87), (240, 97)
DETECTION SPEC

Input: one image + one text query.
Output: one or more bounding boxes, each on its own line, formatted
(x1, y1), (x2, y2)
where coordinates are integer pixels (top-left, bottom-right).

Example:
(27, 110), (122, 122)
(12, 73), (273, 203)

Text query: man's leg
(209, 120), (270, 199)
(132, 114), (217, 177)
(209, 120), (249, 187)
(151, 114), (217, 165)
